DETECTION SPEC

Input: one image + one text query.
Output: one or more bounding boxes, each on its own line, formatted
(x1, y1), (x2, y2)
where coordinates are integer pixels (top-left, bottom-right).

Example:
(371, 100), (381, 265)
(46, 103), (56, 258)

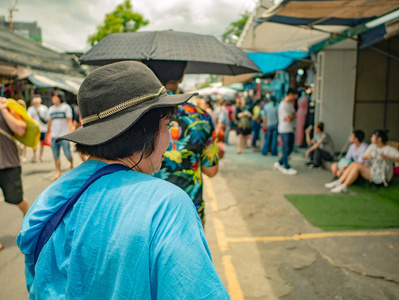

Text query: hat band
(82, 86), (166, 125)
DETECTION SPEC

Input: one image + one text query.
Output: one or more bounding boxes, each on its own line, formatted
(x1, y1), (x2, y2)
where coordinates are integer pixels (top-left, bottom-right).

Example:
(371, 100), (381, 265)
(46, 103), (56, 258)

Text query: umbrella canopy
(79, 30), (261, 75)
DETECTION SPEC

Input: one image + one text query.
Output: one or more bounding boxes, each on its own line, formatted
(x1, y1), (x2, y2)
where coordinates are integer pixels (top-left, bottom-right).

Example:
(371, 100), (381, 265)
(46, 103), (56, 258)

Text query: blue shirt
(262, 102), (278, 127)
(17, 160), (229, 299)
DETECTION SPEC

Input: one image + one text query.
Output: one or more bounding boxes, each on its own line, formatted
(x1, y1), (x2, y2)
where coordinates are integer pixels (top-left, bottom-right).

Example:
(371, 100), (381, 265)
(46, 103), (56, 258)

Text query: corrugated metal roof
(262, 0), (399, 26)
(0, 28), (83, 76)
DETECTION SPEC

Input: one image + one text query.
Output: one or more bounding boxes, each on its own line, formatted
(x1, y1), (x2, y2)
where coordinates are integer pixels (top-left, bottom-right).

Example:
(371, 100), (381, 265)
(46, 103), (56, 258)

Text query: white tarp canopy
(28, 72), (84, 95)
(238, 2), (348, 53)
(195, 86), (237, 96)
(239, 21), (348, 53)
(238, 0), (399, 53)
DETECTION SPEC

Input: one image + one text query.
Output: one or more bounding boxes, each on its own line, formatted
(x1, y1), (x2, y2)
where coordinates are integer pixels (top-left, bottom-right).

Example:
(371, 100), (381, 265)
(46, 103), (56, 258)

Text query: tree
(222, 11), (250, 44)
(88, 0), (149, 46)
(197, 75), (222, 89)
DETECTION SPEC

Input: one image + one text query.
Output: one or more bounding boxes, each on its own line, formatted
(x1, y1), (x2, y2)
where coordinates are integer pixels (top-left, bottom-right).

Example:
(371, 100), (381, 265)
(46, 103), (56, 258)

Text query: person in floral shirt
(147, 60), (219, 225)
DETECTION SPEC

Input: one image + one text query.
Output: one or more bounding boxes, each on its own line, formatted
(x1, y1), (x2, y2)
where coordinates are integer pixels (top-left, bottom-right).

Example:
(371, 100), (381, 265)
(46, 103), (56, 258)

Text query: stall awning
(246, 51), (309, 75)
(239, 0), (399, 56)
(261, 0), (399, 27)
(239, 21), (348, 53)
(28, 72), (84, 95)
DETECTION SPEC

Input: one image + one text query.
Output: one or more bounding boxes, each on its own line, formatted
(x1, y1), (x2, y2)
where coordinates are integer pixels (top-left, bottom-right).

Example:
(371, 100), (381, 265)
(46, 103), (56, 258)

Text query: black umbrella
(79, 30), (261, 75)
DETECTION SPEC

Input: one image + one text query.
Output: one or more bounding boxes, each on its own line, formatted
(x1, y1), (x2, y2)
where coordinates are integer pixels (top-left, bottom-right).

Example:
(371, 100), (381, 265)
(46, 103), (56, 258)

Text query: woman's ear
(178, 71), (185, 83)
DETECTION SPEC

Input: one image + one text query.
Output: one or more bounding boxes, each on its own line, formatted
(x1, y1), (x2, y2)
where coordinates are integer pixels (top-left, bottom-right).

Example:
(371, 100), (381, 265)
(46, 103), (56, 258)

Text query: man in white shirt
(47, 91), (74, 181)
(27, 95), (49, 163)
(274, 88), (298, 175)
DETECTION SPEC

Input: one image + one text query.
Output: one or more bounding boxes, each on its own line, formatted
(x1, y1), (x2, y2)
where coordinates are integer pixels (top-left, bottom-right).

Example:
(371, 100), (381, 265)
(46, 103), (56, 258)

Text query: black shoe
(305, 161), (314, 166)
(311, 164), (322, 169)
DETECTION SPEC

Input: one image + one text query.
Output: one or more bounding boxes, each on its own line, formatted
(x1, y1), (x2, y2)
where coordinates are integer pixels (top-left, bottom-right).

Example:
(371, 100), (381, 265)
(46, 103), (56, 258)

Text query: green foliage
(197, 75), (222, 89)
(222, 11), (250, 44)
(88, 0), (149, 46)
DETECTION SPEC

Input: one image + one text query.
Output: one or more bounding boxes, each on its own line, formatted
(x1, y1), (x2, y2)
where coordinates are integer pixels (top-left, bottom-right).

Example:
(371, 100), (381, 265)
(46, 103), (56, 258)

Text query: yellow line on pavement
(227, 230), (399, 243)
(205, 176), (219, 212)
(204, 178), (244, 299)
(213, 217), (229, 252)
(222, 255), (244, 300)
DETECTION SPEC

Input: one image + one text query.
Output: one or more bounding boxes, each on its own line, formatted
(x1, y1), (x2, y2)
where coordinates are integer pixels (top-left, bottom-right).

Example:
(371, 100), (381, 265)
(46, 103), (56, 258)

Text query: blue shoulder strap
(33, 163), (130, 267)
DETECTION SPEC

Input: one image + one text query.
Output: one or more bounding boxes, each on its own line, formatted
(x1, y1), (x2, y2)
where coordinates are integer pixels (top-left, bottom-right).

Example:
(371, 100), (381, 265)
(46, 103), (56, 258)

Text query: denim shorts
(51, 138), (72, 160)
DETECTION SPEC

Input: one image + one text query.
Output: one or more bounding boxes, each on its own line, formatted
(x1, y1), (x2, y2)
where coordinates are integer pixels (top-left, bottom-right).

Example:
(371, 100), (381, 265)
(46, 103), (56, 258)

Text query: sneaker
(283, 168), (297, 175)
(331, 184), (348, 193)
(273, 162), (284, 172)
(325, 180), (341, 189)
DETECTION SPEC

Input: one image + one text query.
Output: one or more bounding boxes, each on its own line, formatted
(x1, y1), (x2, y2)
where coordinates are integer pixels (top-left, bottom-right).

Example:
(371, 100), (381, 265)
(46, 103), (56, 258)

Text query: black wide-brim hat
(56, 61), (196, 146)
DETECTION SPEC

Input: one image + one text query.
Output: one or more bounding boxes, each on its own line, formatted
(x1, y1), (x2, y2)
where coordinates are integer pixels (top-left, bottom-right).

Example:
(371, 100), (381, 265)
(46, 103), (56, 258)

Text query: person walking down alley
(261, 96), (279, 156)
(145, 60), (220, 226)
(0, 97), (30, 251)
(17, 62), (229, 299)
(274, 88), (298, 175)
(47, 90), (74, 181)
(27, 94), (49, 163)
(251, 99), (262, 151)
(236, 96), (252, 154)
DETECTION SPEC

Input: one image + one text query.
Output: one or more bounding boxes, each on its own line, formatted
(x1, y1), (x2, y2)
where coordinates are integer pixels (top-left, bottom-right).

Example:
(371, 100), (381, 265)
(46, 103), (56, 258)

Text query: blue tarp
(359, 24), (387, 50)
(268, 15), (375, 27)
(246, 51), (309, 75)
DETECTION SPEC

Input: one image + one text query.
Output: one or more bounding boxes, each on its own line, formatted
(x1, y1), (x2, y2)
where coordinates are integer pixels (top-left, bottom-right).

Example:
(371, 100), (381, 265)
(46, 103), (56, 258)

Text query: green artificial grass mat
(285, 178), (399, 231)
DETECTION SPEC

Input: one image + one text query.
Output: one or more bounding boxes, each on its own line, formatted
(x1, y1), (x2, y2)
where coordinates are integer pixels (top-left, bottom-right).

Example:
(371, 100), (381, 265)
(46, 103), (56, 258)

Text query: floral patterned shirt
(153, 102), (219, 224)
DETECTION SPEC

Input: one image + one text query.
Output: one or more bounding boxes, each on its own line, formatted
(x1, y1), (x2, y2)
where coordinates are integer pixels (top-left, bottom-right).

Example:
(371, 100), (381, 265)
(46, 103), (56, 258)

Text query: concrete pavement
(204, 140), (399, 299)
(1, 139), (399, 299)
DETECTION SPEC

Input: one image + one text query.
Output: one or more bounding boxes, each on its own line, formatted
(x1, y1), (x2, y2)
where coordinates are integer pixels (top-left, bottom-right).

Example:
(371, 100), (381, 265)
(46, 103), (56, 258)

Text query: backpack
(238, 115), (251, 130)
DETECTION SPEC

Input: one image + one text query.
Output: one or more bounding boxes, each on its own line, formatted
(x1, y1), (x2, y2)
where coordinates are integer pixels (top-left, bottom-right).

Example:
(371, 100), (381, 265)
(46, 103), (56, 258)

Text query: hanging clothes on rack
(295, 93), (309, 147)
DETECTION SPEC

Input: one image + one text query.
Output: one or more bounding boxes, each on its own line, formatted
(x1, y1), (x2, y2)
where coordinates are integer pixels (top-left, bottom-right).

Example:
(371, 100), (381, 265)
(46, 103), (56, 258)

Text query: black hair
(352, 129), (365, 142)
(373, 129), (389, 144)
(142, 60), (187, 85)
(270, 96), (277, 107)
(53, 90), (65, 102)
(205, 96), (213, 110)
(287, 87), (297, 95)
(316, 122), (324, 132)
(75, 106), (175, 160)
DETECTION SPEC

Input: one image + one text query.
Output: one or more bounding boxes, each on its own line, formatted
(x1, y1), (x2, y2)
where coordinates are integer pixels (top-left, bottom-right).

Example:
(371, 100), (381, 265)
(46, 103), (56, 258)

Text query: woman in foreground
(17, 61), (229, 299)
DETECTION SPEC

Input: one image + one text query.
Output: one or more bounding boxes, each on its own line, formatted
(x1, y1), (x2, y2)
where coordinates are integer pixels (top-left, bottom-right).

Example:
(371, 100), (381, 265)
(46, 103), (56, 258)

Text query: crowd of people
(196, 87), (399, 192)
(196, 88), (329, 176)
(1, 61), (398, 297)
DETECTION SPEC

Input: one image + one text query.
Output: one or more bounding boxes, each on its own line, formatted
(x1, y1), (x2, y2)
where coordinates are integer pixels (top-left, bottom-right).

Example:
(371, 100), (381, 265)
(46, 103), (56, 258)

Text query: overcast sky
(1, 0), (257, 52)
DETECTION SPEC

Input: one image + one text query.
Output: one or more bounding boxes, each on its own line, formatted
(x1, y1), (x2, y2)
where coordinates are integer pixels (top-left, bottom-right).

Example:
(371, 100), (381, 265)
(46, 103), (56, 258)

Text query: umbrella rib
(148, 31), (158, 60)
